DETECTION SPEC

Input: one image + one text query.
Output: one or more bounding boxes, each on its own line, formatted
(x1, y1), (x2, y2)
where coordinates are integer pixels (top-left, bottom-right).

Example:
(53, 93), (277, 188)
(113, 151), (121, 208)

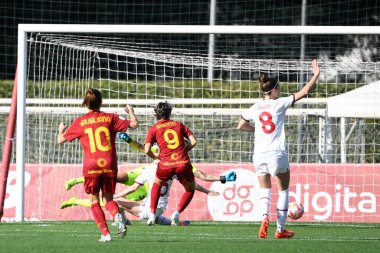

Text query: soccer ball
(287, 202), (304, 220)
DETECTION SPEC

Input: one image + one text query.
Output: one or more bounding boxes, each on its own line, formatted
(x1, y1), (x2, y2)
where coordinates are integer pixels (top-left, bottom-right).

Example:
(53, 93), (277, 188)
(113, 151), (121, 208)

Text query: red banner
(2, 163), (379, 223)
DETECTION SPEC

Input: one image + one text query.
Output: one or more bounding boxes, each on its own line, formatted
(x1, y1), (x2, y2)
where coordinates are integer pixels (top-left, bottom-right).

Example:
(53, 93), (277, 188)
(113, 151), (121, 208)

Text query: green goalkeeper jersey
(120, 164), (197, 201)
(120, 165), (149, 201)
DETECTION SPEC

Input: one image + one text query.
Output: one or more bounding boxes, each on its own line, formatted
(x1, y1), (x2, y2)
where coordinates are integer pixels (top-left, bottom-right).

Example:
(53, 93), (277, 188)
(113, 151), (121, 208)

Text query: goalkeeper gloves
(220, 171), (237, 184)
(116, 132), (131, 143)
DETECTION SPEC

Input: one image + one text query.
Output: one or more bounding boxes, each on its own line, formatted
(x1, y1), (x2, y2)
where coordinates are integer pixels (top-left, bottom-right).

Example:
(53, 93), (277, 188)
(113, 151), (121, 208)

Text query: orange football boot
(259, 219), (269, 239)
(275, 229), (295, 239)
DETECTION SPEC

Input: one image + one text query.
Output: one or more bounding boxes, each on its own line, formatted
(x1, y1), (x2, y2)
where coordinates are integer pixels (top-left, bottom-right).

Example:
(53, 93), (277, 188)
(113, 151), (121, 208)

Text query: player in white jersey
(113, 162), (220, 225)
(237, 60), (320, 239)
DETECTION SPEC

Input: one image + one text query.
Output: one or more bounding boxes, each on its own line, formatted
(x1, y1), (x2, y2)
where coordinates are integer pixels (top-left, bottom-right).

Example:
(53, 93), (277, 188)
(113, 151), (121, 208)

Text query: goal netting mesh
(5, 30), (380, 222)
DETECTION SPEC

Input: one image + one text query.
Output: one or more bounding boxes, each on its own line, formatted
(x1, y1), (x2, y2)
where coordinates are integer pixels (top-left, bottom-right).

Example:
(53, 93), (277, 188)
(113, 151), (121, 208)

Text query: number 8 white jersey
(241, 95), (294, 155)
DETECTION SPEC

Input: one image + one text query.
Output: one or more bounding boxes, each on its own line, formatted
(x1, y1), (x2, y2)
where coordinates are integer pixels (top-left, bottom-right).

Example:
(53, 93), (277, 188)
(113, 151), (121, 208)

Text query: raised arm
(57, 122), (68, 144)
(125, 104), (138, 129)
(293, 59), (320, 102)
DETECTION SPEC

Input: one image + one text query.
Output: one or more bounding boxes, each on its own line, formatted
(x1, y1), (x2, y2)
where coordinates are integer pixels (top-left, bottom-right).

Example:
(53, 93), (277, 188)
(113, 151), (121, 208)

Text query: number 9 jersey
(145, 119), (193, 168)
(241, 95), (294, 156)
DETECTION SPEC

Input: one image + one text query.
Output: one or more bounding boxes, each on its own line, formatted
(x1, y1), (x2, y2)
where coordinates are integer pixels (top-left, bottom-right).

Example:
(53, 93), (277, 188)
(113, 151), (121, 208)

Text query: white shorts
(253, 151), (289, 177)
(139, 203), (165, 220)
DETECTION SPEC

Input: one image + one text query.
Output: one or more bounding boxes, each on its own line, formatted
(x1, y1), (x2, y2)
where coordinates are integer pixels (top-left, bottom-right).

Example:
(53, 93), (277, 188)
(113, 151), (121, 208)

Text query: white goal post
(13, 24), (380, 222)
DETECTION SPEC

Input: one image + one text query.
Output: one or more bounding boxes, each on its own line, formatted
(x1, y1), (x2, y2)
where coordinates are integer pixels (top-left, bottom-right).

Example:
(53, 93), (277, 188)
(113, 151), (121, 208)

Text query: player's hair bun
(258, 73), (278, 94)
(258, 73), (268, 85)
(82, 88), (102, 110)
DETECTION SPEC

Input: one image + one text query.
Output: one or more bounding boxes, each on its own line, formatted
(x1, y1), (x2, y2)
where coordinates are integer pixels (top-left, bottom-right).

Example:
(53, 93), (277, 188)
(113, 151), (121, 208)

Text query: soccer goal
(4, 24), (380, 222)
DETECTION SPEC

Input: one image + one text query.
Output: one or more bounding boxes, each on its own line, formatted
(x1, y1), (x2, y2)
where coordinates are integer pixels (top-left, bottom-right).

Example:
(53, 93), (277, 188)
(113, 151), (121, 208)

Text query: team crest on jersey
(97, 158), (107, 167)
(171, 153), (179, 160)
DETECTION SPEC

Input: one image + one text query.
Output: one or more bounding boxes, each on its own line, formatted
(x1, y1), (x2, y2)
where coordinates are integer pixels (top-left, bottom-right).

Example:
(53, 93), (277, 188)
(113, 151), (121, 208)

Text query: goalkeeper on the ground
(60, 133), (237, 224)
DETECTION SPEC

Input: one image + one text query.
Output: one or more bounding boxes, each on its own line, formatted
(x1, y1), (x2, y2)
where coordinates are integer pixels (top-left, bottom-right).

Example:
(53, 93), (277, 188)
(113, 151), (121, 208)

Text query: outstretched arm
(195, 182), (220, 196)
(194, 169), (237, 184)
(125, 105), (138, 128)
(57, 122), (68, 144)
(294, 59), (320, 102)
(114, 183), (141, 199)
(194, 169), (219, 181)
(117, 132), (157, 160)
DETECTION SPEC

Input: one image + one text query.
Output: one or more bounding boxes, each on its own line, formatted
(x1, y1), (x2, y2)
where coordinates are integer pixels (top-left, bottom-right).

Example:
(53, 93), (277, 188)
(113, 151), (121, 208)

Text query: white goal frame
(15, 24), (380, 221)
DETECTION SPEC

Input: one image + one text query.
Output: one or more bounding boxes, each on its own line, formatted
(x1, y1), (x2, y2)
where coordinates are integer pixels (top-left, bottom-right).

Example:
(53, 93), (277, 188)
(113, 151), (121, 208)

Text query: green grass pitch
(0, 221), (379, 253)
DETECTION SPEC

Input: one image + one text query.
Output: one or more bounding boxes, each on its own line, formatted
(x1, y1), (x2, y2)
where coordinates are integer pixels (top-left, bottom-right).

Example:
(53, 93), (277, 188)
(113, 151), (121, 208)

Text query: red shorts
(84, 176), (116, 195)
(156, 162), (195, 184)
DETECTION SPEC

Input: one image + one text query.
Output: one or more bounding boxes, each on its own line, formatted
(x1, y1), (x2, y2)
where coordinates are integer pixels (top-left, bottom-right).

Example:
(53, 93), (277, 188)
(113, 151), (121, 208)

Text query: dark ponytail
(82, 88), (102, 111)
(258, 73), (278, 94)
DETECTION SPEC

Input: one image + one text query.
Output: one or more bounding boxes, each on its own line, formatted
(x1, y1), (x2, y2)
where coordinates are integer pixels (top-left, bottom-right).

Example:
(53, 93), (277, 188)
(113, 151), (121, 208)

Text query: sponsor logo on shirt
(87, 168), (113, 175)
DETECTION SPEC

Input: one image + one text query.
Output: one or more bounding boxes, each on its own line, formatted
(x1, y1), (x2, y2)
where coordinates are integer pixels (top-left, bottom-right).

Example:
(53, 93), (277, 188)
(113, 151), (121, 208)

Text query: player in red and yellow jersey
(57, 88), (138, 242)
(144, 101), (197, 226)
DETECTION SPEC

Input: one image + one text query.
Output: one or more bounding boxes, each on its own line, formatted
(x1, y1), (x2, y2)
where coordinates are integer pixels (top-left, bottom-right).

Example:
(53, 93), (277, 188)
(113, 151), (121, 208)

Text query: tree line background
(1, 0), (379, 81)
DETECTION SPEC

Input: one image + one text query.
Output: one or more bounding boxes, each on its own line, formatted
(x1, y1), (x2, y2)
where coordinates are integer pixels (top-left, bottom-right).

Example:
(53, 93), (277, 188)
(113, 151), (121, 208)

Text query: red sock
(150, 182), (161, 214)
(105, 200), (119, 218)
(91, 203), (109, 236)
(177, 190), (195, 213)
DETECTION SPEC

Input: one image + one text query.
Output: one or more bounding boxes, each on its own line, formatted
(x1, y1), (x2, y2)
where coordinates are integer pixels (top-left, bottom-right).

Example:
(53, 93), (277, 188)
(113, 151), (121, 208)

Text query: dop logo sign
(207, 169), (261, 221)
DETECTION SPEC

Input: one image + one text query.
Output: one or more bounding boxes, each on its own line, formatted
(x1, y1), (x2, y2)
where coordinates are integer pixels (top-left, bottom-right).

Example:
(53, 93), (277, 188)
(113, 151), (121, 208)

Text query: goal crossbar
(0, 98), (326, 106)
(18, 24), (380, 35)
(0, 106), (326, 117)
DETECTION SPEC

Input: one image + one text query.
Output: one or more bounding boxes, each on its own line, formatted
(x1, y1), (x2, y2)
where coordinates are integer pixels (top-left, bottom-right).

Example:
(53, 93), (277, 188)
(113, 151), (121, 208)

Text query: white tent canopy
(327, 80), (380, 118)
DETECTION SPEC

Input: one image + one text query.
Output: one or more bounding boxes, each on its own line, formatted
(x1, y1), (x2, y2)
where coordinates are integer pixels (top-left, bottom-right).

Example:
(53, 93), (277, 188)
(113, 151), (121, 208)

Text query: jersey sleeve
(241, 105), (255, 122)
(182, 123), (194, 138)
(134, 171), (147, 186)
(63, 119), (81, 142)
(145, 127), (156, 144)
(112, 114), (130, 132)
(281, 95), (295, 109)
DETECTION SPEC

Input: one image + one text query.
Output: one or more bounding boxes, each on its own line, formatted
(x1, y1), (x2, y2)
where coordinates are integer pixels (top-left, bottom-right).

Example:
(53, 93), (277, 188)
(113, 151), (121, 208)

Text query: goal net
(4, 25), (380, 222)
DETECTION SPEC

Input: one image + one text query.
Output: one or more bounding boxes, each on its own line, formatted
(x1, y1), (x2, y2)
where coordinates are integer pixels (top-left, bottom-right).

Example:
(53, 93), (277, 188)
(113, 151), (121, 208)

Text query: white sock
(276, 189), (289, 232)
(259, 188), (271, 220)
(156, 215), (171, 225)
(172, 210), (180, 218)
(148, 212), (156, 220)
